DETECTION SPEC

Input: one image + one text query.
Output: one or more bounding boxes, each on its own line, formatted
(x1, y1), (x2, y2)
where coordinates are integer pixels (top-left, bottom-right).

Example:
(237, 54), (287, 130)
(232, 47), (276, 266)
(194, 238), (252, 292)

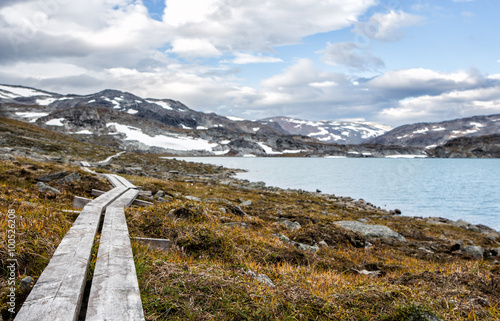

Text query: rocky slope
(431, 134), (500, 158)
(0, 84), (426, 157)
(258, 116), (393, 144)
(368, 114), (500, 148)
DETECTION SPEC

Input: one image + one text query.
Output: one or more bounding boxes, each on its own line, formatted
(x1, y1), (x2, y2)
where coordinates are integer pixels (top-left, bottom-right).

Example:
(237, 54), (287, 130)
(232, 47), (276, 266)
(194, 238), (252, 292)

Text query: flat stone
(36, 171), (68, 182)
(240, 200), (252, 206)
(223, 222), (248, 229)
(335, 221), (407, 242)
(184, 195), (201, 202)
(37, 182), (60, 194)
(133, 237), (170, 251)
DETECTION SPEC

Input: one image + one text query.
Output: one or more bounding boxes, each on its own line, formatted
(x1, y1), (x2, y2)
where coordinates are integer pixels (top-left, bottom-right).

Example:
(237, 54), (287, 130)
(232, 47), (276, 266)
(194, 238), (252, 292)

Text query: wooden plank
(133, 237), (171, 251)
(73, 196), (92, 209)
(93, 189), (153, 207)
(86, 188), (145, 321)
(14, 186), (128, 321)
(102, 174), (125, 188)
(112, 174), (137, 189)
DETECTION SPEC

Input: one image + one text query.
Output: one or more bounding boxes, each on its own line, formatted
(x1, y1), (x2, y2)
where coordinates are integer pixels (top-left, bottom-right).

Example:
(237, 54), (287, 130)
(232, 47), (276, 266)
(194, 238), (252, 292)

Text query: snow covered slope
(258, 117), (392, 144)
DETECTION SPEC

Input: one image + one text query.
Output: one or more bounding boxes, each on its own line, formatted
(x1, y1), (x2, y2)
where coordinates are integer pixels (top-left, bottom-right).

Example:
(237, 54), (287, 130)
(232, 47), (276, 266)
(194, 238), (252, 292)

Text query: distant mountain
(0, 84), (437, 158)
(367, 114), (500, 148)
(258, 116), (392, 144)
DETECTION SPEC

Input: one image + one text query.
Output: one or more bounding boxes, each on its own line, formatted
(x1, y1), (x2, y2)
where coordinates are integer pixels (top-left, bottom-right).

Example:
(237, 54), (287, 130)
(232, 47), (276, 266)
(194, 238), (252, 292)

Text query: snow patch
(180, 124), (192, 129)
(432, 127), (446, 131)
(257, 142), (283, 155)
(243, 154), (257, 157)
(106, 122), (217, 151)
(45, 118), (65, 126)
(15, 112), (49, 122)
(75, 130), (93, 134)
(196, 126), (208, 130)
(0, 85), (51, 97)
(226, 116), (245, 121)
(413, 128), (429, 134)
(147, 100), (173, 110)
(36, 98), (57, 106)
(127, 109), (138, 114)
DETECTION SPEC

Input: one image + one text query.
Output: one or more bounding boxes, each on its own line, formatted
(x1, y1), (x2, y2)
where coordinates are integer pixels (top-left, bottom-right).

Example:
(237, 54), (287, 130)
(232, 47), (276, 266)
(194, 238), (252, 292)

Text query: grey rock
(232, 205), (248, 216)
(246, 270), (275, 287)
(291, 241), (320, 252)
(282, 220), (301, 230)
(184, 195), (201, 202)
(223, 222), (248, 229)
(155, 190), (165, 198)
(0, 153), (15, 161)
(256, 274), (275, 287)
(318, 240), (329, 248)
(157, 197), (169, 203)
(56, 172), (81, 185)
(453, 220), (482, 233)
(240, 200), (252, 207)
(335, 221), (407, 242)
(462, 245), (484, 259)
(274, 234), (290, 243)
(20, 276), (33, 291)
(36, 171), (68, 182)
(37, 182), (60, 194)
(357, 218), (370, 223)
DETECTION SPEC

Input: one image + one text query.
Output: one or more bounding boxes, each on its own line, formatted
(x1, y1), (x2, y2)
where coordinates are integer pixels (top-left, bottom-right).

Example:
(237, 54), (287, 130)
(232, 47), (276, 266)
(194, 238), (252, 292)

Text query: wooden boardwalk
(15, 174), (145, 321)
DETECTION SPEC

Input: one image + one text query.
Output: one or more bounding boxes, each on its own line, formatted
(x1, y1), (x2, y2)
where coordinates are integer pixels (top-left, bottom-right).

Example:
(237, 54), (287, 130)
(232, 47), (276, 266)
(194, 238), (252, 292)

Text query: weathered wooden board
(14, 186), (128, 321)
(86, 188), (145, 321)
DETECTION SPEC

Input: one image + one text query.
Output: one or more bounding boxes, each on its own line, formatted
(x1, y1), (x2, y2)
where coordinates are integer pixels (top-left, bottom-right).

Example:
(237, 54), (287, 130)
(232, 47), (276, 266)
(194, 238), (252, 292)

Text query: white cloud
(230, 52), (283, 64)
(167, 38), (221, 57)
(161, 0), (376, 53)
(309, 81), (338, 88)
(319, 42), (384, 71)
(377, 86), (500, 124)
(368, 68), (482, 93)
(354, 10), (423, 42)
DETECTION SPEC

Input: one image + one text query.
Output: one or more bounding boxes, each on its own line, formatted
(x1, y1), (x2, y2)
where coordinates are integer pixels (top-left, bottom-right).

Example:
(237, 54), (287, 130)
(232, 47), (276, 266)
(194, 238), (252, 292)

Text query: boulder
(56, 172), (81, 185)
(282, 220), (301, 230)
(334, 221), (407, 242)
(462, 245), (484, 259)
(240, 200), (252, 207)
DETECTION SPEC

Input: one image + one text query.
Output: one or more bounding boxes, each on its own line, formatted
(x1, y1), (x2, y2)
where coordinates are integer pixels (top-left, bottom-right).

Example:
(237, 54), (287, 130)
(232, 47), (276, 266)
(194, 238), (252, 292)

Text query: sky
(1, 0), (500, 126)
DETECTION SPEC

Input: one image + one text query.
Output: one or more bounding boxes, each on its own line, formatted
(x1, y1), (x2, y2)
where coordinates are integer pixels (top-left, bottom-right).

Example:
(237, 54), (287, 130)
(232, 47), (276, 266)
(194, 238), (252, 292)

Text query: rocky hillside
(431, 134), (500, 158)
(368, 114), (500, 148)
(258, 116), (392, 144)
(0, 84), (426, 157)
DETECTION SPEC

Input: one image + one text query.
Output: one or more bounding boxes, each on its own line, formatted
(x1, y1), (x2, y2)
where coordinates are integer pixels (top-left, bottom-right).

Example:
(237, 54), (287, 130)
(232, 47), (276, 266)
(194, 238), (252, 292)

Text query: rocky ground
(0, 141), (499, 320)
